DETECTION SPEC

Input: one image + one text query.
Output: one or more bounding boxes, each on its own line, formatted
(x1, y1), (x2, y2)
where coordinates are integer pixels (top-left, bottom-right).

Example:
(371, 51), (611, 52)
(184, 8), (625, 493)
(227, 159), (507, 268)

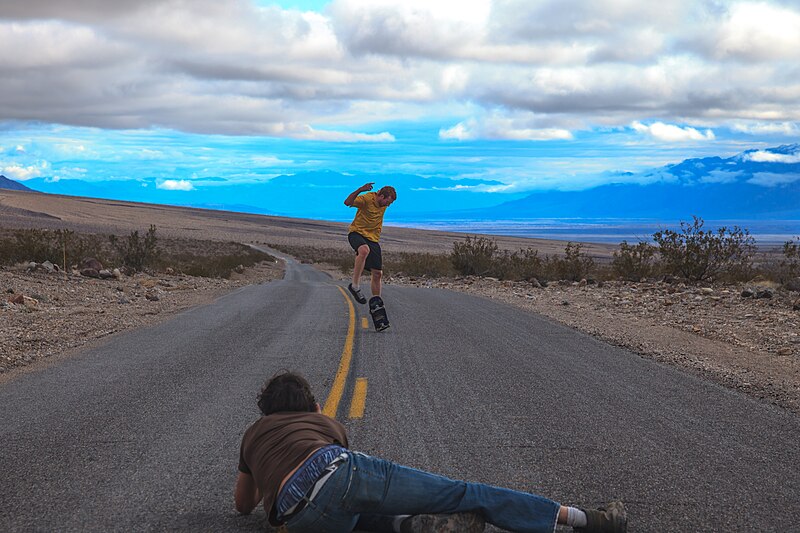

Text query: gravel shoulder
(0, 260), (284, 382)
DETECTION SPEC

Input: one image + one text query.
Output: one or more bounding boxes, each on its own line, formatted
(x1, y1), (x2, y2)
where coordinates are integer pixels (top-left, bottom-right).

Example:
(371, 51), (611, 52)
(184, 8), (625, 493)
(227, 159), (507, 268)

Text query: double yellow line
(322, 286), (368, 419)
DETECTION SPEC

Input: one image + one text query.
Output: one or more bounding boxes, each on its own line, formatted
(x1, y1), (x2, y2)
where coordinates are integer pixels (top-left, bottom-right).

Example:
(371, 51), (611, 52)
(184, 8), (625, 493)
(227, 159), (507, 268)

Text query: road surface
(1, 250), (798, 532)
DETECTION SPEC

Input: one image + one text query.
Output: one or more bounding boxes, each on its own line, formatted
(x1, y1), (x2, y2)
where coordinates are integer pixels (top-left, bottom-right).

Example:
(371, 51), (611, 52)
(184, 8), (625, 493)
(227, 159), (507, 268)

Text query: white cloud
(1, 161), (48, 180)
(732, 122), (799, 135)
(711, 2), (800, 61)
(440, 115), (573, 141)
(157, 179), (194, 191)
(747, 172), (800, 186)
(746, 151), (800, 163)
(15, 145), (25, 153)
(699, 170), (742, 184)
(631, 121), (715, 142)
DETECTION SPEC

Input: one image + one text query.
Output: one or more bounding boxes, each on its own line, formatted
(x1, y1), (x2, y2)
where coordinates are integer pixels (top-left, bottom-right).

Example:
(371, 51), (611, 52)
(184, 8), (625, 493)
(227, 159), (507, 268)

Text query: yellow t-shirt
(348, 192), (387, 242)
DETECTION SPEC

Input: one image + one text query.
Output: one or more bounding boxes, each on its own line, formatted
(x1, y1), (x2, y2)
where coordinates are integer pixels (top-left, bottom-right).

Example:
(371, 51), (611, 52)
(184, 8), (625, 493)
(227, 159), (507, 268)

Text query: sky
(0, 0), (799, 216)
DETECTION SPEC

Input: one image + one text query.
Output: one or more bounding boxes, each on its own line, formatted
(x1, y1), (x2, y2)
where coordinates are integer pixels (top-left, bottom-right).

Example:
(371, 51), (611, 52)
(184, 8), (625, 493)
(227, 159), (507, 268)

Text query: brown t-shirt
(238, 412), (349, 521)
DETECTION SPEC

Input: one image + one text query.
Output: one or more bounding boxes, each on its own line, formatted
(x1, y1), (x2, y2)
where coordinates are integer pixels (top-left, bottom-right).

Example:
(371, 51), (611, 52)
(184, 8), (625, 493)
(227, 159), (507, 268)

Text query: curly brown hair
(257, 370), (317, 416)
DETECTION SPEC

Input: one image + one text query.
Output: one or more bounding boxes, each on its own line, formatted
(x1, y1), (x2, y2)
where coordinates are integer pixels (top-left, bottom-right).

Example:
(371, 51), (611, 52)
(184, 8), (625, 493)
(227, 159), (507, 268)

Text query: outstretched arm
(344, 182), (374, 206)
(234, 471), (262, 514)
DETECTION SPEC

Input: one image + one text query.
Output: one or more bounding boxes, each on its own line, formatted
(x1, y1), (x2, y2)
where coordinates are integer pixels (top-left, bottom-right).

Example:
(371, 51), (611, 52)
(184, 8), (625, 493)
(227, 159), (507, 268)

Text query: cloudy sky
(1, 0), (798, 207)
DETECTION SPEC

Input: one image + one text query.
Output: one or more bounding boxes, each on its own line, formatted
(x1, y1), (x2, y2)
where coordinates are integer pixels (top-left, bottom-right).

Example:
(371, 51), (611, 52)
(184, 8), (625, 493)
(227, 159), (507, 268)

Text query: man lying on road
(234, 371), (627, 533)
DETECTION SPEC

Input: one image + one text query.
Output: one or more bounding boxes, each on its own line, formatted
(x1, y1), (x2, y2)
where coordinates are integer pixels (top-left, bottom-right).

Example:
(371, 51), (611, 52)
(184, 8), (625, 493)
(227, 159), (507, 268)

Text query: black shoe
(348, 283), (367, 304)
(400, 512), (485, 533)
(576, 501), (627, 533)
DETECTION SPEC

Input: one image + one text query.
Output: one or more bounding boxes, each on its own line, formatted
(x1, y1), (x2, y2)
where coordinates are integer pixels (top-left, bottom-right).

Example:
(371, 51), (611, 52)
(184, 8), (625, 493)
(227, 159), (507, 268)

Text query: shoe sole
(347, 284), (366, 304)
(406, 512), (485, 533)
(607, 501), (627, 533)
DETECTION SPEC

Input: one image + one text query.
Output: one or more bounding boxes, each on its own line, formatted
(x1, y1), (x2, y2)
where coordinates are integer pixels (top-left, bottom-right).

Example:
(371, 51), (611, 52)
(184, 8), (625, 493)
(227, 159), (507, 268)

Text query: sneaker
(576, 501), (627, 533)
(347, 283), (367, 304)
(400, 512), (485, 533)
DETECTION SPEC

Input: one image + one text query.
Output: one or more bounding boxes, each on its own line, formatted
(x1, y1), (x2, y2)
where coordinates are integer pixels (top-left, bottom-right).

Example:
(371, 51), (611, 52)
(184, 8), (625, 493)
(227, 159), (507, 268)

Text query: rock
(578, 279), (588, 287)
(145, 291), (160, 302)
(8, 294), (24, 305)
(529, 278), (542, 288)
(794, 299), (800, 311)
(783, 277), (800, 292)
(234, 264), (245, 274)
(777, 347), (793, 356)
(165, 267), (175, 275)
(41, 261), (57, 273)
(561, 300), (570, 306)
(80, 258), (103, 271)
(741, 288), (755, 298)
(113, 268), (122, 280)
(118, 296), (131, 304)
(6, 288), (14, 294)
(755, 289), (774, 299)
(80, 268), (100, 278)
(26, 262), (38, 271)
(700, 287), (714, 295)
(98, 269), (114, 279)
(23, 296), (38, 308)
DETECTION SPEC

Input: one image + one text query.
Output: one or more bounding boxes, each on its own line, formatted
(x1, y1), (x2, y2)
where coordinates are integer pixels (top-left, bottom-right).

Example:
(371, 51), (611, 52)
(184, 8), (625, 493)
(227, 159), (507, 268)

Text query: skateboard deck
(368, 296), (390, 332)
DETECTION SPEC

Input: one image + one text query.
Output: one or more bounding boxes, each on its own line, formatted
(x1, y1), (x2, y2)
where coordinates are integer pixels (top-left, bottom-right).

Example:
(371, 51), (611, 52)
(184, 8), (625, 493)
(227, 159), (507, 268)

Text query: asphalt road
(1, 252), (798, 532)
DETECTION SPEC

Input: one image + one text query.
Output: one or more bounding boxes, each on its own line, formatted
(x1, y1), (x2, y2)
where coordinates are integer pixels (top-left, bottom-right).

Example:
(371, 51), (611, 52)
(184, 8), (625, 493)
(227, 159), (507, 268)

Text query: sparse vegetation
(652, 216), (756, 282)
(0, 226), (274, 279)
(109, 225), (160, 272)
(612, 240), (657, 281)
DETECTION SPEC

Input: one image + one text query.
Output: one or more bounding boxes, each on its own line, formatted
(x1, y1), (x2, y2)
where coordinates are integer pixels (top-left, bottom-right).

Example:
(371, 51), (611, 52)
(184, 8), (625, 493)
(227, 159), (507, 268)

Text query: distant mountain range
(0, 175), (34, 192)
(14, 144), (800, 222)
(471, 144), (800, 220)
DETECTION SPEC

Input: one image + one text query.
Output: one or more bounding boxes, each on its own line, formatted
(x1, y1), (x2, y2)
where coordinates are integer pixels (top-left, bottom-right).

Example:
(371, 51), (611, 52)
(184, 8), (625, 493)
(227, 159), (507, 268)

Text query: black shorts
(348, 232), (382, 272)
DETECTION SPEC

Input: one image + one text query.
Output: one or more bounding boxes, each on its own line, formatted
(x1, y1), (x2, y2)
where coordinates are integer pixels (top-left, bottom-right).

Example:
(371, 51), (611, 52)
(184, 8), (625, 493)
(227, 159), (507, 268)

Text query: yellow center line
(349, 378), (368, 419)
(323, 286), (356, 418)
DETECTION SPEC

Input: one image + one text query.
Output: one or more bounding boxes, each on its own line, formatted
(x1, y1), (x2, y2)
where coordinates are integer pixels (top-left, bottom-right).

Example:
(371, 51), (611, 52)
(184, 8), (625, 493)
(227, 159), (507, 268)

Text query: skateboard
(368, 296), (390, 332)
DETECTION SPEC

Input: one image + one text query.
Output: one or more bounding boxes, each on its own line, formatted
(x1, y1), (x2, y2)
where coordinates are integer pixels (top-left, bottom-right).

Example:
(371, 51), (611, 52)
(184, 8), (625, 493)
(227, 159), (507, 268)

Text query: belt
(280, 452), (349, 520)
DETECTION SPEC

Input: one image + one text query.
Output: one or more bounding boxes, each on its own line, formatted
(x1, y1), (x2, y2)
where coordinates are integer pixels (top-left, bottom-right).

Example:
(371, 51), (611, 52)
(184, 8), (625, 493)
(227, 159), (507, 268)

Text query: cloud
(631, 121), (715, 142)
(1, 161), (48, 180)
(440, 115), (573, 141)
(747, 172), (800, 186)
(732, 122), (799, 135)
(746, 150), (800, 163)
(157, 179), (194, 191)
(0, 0), (798, 140)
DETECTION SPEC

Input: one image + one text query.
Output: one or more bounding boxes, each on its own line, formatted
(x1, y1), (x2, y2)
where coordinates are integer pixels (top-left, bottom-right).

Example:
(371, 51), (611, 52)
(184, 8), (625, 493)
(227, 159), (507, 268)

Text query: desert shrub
(612, 240), (657, 281)
(164, 244), (272, 278)
(548, 242), (595, 281)
(109, 225), (160, 272)
(0, 228), (113, 268)
(385, 252), (454, 278)
(780, 237), (800, 281)
(451, 236), (498, 276)
(270, 244), (354, 273)
(652, 216), (755, 282)
(488, 247), (546, 281)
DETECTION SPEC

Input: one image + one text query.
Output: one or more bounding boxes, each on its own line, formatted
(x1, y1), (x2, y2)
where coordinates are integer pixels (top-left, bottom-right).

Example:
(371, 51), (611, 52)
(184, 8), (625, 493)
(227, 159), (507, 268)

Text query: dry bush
(385, 251), (454, 278)
(547, 242), (596, 281)
(612, 241), (657, 281)
(653, 216), (756, 282)
(450, 235), (498, 276)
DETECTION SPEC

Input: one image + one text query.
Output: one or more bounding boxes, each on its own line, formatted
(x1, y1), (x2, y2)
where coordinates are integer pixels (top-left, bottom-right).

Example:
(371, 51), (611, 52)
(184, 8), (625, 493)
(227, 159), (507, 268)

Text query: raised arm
(234, 471), (263, 515)
(344, 182), (374, 206)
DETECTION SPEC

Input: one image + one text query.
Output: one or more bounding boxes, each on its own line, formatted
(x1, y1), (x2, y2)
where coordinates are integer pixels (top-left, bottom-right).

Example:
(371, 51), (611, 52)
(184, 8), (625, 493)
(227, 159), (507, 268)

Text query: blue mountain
(23, 171), (520, 219)
(0, 175), (35, 192)
(470, 144), (800, 220)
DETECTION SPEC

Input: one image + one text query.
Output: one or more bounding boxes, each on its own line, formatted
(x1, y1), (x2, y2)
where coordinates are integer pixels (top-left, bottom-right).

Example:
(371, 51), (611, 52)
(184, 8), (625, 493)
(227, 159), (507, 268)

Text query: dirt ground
(2, 189), (799, 414)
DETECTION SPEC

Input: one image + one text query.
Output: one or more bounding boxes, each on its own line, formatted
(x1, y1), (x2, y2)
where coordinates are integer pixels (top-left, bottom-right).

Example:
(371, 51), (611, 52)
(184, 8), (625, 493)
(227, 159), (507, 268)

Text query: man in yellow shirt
(344, 182), (397, 304)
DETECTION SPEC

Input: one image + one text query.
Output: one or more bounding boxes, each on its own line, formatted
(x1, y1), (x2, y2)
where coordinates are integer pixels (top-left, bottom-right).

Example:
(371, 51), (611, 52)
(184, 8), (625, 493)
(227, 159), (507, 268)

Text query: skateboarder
(344, 182), (396, 306)
(235, 371), (628, 533)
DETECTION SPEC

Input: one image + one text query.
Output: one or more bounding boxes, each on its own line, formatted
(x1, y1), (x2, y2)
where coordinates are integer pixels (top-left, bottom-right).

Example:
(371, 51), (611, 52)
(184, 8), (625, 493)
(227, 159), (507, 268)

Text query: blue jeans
(283, 452), (560, 533)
